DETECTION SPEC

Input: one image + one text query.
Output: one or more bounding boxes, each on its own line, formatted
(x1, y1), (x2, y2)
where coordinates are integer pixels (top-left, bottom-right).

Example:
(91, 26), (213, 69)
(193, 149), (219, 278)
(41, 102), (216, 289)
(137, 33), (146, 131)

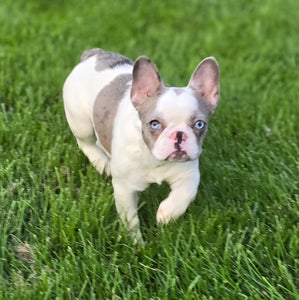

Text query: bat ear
(188, 57), (220, 111)
(131, 56), (163, 107)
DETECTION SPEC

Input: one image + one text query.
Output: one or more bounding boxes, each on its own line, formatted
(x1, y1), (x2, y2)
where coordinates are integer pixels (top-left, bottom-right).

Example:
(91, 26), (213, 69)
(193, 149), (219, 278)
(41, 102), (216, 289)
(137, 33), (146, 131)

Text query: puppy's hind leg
(77, 136), (111, 176)
(64, 107), (110, 176)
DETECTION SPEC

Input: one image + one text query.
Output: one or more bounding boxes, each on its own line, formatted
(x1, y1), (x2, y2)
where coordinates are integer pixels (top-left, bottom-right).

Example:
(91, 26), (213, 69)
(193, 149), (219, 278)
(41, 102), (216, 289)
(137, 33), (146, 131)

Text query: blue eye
(150, 120), (161, 130)
(194, 120), (205, 130)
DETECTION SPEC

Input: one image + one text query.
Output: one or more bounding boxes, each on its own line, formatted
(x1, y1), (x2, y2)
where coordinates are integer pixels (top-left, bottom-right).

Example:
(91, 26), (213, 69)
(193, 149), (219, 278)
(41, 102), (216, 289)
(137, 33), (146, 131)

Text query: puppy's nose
(170, 131), (187, 142)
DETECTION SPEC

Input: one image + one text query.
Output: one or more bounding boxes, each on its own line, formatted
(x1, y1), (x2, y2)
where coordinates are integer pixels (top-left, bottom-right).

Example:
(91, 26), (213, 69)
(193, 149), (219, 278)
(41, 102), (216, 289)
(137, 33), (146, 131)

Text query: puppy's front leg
(112, 178), (143, 242)
(156, 170), (200, 224)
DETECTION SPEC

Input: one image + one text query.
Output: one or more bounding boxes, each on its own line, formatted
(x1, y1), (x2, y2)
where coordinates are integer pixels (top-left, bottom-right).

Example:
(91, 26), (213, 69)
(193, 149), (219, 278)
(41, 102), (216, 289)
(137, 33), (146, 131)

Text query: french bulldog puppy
(63, 48), (220, 241)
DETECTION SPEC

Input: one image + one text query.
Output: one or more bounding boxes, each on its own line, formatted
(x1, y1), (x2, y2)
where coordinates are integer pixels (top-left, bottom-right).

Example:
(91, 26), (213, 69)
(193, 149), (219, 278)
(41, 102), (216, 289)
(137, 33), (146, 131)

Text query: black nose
(174, 131), (184, 151)
(176, 131), (183, 144)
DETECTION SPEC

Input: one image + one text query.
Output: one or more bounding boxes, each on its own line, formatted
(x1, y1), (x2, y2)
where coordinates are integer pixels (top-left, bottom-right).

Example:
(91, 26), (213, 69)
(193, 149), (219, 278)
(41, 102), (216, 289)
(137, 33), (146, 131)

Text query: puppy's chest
(93, 73), (132, 154)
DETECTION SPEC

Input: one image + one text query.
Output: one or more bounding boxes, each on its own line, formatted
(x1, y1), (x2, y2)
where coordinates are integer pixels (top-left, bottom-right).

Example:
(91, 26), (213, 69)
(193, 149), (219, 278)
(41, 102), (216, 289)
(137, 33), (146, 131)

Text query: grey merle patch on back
(80, 48), (133, 71)
(93, 73), (132, 154)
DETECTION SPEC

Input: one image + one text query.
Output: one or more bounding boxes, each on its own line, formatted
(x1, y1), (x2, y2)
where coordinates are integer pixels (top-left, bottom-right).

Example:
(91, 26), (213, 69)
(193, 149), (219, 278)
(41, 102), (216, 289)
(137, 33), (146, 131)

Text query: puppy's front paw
(156, 200), (181, 224)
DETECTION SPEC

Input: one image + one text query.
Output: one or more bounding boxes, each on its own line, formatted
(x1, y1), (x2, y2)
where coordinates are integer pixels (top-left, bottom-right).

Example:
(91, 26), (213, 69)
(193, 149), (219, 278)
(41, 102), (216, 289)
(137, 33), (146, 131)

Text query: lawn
(0, 0), (298, 299)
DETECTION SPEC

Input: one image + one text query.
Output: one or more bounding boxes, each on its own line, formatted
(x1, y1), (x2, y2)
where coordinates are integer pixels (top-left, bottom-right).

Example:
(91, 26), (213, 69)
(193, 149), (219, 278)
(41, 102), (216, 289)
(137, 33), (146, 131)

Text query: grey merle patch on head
(80, 48), (133, 71)
(136, 90), (166, 150)
(93, 73), (132, 154)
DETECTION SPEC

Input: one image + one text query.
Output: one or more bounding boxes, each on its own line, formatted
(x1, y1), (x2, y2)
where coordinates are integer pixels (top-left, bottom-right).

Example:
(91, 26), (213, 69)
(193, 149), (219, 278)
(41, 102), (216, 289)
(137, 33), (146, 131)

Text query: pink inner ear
(131, 86), (152, 105)
(131, 58), (162, 107)
(199, 78), (219, 105)
(211, 90), (219, 106)
(188, 58), (220, 109)
(131, 78), (159, 106)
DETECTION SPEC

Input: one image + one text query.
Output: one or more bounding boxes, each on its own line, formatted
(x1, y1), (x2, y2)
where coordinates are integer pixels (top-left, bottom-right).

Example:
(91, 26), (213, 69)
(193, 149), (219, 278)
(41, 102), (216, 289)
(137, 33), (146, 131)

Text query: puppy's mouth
(166, 132), (190, 161)
(166, 150), (190, 161)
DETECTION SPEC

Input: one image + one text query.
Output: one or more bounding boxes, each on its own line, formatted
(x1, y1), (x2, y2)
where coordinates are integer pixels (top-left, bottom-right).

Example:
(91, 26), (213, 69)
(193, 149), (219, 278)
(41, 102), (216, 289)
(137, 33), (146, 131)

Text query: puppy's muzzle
(167, 131), (189, 161)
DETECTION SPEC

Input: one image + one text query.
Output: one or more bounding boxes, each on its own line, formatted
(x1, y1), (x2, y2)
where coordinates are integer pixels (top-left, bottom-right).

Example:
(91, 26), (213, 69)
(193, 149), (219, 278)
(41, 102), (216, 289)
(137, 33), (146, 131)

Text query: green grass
(0, 0), (298, 299)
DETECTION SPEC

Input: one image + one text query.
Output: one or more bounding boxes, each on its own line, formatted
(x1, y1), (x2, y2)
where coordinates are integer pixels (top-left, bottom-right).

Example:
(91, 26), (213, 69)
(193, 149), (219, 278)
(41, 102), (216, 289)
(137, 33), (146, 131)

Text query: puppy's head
(130, 56), (220, 162)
